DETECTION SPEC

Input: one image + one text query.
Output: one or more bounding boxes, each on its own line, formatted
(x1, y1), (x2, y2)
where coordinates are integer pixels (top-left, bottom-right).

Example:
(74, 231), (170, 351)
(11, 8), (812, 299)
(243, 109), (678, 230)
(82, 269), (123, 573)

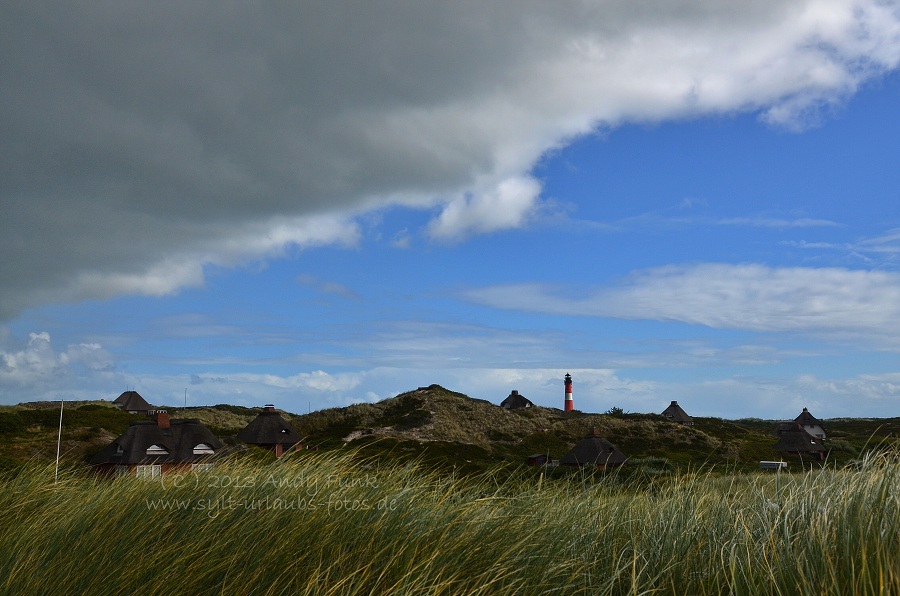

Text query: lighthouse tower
(564, 373), (574, 412)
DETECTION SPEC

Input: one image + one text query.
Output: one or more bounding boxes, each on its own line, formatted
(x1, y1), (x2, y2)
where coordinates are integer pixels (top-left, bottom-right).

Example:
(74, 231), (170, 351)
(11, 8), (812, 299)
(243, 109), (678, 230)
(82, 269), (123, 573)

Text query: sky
(3, 1), (900, 419)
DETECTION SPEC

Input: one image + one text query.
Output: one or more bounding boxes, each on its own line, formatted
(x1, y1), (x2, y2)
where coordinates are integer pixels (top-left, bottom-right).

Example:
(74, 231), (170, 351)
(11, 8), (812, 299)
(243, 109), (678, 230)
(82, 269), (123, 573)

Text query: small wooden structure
(112, 390), (155, 415)
(526, 453), (550, 467)
(661, 400), (693, 425)
(500, 390), (534, 409)
(561, 428), (627, 470)
(237, 405), (303, 457)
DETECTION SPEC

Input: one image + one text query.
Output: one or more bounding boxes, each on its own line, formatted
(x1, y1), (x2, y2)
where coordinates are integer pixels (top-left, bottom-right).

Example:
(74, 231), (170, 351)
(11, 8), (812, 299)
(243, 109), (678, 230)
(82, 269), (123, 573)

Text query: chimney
(264, 404), (276, 413)
(156, 410), (170, 429)
(511, 390), (518, 396)
(671, 401), (678, 406)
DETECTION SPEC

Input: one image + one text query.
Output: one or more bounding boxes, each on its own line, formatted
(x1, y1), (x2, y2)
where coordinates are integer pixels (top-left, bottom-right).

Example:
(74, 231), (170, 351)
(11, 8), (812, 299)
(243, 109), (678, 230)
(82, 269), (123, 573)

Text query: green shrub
(0, 412), (25, 435)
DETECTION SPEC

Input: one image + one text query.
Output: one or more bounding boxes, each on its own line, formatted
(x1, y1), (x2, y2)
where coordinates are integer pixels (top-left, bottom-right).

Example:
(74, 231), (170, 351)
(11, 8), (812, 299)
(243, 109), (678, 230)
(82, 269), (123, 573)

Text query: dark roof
(561, 428), (627, 466)
(500, 390), (534, 409)
(236, 407), (303, 447)
(113, 391), (153, 412)
(661, 401), (692, 423)
(794, 407), (821, 425)
(90, 418), (223, 465)
(775, 421), (794, 436)
(774, 425), (826, 454)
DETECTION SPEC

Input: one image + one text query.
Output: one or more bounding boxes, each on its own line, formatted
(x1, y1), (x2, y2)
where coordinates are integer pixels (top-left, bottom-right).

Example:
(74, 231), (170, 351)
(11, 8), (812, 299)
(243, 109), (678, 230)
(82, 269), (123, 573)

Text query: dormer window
(146, 444), (169, 456)
(193, 443), (214, 455)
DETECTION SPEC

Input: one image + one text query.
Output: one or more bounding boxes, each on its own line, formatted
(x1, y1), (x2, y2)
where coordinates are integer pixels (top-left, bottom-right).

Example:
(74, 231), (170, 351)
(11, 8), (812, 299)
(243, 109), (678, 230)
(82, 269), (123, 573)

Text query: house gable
(793, 407), (826, 439)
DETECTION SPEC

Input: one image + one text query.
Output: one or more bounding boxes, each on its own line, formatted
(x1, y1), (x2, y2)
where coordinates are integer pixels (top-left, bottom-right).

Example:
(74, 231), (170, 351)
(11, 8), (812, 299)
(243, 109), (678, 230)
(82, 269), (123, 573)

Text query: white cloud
(447, 367), (660, 412)
(3, 1), (900, 317)
(1, 332), (60, 383)
(856, 228), (900, 254)
(463, 263), (900, 343)
(390, 229), (412, 249)
(718, 217), (841, 228)
(675, 372), (900, 418)
(297, 274), (362, 300)
(176, 366), (656, 413)
(110, 365), (900, 419)
(224, 370), (364, 393)
(428, 176), (543, 241)
(65, 342), (116, 372)
(4, 327), (900, 418)
(0, 332), (115, 387)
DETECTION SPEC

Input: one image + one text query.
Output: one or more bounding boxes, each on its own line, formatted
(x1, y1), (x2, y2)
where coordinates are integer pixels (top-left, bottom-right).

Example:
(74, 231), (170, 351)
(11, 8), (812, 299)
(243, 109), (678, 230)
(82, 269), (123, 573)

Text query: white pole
(55, 399), (64, 483)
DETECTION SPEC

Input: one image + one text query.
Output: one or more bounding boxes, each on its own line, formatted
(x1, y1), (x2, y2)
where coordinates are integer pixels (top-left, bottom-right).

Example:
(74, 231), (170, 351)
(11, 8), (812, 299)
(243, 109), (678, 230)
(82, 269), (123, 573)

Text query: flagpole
(55, 399), (64, 483)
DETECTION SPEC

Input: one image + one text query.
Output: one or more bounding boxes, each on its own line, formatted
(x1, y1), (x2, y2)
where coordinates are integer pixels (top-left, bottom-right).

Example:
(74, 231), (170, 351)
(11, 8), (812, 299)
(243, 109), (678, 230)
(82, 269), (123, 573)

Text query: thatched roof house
(793, 407), (826, 439)
(113, 390), (154, 415)
(661, 400), (693, 425)
(774, 424), (827, 461)
(500, 390), (534, 409)
(90, 412), (223, 477)
(561, 428), (627, 469)
(237, 405), (303, 457)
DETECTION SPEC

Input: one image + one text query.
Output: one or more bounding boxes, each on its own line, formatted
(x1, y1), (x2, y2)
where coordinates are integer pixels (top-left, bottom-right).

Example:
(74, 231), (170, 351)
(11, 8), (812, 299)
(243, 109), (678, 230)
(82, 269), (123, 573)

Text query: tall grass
(1, 450), (899, 595)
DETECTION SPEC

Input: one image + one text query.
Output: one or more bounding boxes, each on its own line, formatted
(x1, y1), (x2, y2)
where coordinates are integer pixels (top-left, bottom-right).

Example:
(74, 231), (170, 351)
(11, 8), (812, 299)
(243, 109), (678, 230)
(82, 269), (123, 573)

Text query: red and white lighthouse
(564, 373), (574, 412)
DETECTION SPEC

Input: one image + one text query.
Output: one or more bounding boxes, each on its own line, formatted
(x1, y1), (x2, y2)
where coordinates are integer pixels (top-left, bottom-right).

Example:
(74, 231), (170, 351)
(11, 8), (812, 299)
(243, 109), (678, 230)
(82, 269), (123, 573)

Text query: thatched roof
(774, 421), (793, 436)
(561, 428), (627, 467)
(661, 401), (692, 424)
(113, 390), (153, 413)
(90, 416), (223, 465)
(237, 406), (303, 447)
(794, 407), (820, 425)
(778, 407), (826, 439)
(500, 390), (534, 409)
(774, 425), (826, 454)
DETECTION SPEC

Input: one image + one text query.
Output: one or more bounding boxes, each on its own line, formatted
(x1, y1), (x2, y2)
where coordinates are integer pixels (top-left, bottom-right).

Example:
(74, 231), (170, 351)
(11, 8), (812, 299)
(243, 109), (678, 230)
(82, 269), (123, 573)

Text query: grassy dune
(2, 450), (899, 595)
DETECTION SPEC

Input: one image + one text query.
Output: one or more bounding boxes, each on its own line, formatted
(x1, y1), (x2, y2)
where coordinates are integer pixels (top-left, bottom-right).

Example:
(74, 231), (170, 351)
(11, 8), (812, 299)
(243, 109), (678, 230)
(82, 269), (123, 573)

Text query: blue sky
(3, 2), (900, 418)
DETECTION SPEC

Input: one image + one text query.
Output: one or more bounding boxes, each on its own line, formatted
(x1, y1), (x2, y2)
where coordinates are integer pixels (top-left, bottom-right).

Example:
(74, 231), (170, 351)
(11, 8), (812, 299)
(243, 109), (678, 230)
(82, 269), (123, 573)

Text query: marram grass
(1, 451), (899, 595)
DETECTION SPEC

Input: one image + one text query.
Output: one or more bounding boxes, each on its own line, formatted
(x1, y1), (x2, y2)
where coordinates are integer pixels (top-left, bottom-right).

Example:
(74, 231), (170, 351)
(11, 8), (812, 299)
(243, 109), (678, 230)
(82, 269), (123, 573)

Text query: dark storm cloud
(3, 1), (899, 319)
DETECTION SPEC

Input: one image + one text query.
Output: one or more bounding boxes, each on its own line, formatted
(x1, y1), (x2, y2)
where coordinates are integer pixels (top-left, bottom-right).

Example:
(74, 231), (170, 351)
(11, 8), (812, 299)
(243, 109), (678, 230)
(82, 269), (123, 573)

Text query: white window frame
(146, 444), (169, 456)
(192, 443), (214, 455)
(136, 464), (162, 478)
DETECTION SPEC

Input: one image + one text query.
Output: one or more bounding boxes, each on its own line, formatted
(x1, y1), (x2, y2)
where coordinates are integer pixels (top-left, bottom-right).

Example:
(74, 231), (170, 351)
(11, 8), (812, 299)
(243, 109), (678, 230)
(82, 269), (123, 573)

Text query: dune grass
(1, 450), (899, 595)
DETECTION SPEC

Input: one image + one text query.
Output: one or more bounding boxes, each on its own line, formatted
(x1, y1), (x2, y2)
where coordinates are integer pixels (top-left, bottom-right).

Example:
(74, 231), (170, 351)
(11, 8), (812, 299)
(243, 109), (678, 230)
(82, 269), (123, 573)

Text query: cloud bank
(464, 263), (900, 343)
(4, 1), (900, 318)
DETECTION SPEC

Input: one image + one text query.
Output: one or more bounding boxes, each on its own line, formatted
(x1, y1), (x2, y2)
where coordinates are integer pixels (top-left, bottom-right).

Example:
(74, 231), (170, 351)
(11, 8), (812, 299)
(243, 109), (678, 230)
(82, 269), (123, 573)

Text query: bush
(0, 412), (25, 435)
